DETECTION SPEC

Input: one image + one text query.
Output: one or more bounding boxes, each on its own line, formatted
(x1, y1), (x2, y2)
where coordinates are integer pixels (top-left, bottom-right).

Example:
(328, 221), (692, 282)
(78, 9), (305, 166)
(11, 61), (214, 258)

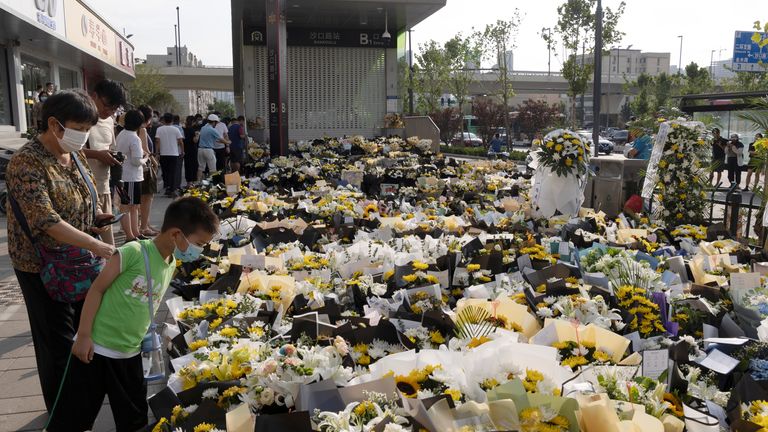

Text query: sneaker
(743, 187), (750, 192)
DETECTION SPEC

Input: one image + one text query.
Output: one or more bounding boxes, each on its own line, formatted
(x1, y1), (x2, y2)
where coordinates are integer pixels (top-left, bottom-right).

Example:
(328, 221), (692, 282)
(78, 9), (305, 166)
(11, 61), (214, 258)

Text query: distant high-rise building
(146, 46), (203, 68)
(577, 49), (671, 77)
(712, 58), (737, 81)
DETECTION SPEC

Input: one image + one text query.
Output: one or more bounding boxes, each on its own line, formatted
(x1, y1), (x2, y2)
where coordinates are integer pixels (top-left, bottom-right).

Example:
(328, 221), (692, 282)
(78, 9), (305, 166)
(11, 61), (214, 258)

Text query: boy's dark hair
(237, 115), (245, 122)
(161, 197), (219, 235)
(93, 79), (127, 108)
(195, 113), (202, 119)
(138, 105), (153, 124)
(40, 89), (98, 132)
(713, 127), (720, 134)
(162, 112), (173, 124)
(122, 110), (145, 131)
(173, 114), (180, 124)
(45, 82), (53, 87)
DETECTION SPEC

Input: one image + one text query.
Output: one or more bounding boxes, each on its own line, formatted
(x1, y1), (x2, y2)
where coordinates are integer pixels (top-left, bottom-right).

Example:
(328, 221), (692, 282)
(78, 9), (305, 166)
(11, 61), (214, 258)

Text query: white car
(451, 132), (484, 147)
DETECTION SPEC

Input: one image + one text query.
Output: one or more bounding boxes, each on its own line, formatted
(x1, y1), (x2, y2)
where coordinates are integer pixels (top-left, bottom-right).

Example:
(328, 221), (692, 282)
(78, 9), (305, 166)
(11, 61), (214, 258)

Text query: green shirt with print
(91, 239), (175, 354)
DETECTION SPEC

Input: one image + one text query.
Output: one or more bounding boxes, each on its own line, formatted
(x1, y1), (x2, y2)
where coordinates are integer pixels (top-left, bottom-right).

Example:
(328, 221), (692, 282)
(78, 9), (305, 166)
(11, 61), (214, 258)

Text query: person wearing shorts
(228, 115), (246, 174)
(197, 114), (227, 180)
(115, 110), (148, 243)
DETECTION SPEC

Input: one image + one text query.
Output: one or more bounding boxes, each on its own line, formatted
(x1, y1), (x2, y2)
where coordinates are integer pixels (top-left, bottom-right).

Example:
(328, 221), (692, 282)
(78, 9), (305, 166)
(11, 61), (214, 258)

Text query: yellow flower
(209, 318), (223, 329)
(467, 336), (491, 348)
(429, 330), (445, 344)
(152, 418), (168, 432)
(402, 274), (418, 283)
(444, 388), (462, 402)
(561, 355), (589, 369)
(188, 340), (209, 351)
(554, 144), (563, 152)
(220, 327), (239, 338)
(564, 157), (573, 166)
(383, 270), (394, 281)
(545, 141), (554, 148)
(358, 354), (371, 366)
(193, 423), (215, 432)
(593, 350), (612, 362)
(467, 264), (481, 272)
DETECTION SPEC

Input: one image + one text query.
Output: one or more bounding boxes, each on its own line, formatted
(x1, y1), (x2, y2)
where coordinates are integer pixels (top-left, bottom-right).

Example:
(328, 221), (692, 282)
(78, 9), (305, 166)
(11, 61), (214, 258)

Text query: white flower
(260, 387), (275, 406)
(383, 424), (409, 432)
(537, 307), (554, 318)
(202, 388), (219, 399)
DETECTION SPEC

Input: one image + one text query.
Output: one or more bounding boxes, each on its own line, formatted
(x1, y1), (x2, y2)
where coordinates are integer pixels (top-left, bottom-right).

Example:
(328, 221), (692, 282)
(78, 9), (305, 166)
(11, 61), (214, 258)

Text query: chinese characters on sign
(245, 26), (395, 48)
(732, 31), (768, 72)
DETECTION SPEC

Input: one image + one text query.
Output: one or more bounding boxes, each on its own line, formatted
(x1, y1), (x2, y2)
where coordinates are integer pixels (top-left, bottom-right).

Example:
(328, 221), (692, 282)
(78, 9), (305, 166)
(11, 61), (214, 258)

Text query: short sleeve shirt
(632, 135), (652, 160)
(228, 124), (244, 151)
(199, 124), (221, 149)
(214, 122), (229, 150)
(91, 239), (175, 355)
(86, 116), (115, 195)
(116, 130), (144, 182)
(7, 139), (96, 273)
(155, 125), (184, 156)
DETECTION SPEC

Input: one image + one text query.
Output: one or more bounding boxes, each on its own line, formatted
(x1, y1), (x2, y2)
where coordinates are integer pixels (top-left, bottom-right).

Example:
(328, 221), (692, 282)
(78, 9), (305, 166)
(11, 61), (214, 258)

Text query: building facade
(0, 0), (135, 134)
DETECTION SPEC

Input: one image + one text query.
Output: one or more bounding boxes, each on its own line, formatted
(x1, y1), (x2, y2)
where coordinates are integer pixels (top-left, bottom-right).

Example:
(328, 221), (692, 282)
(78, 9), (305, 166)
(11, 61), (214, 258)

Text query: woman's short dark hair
(40, 89), (98, 132)
(138, 105), (153, 124)
(122, 110), (145, 131)
(93, 79), (127, 108)
(185, 115), (195, 127)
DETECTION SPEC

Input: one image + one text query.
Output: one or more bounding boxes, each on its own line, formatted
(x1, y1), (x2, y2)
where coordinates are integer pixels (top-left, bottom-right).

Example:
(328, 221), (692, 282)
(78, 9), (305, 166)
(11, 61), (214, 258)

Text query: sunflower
(395, 374), (421, 398)
(663, 392), (684, 418)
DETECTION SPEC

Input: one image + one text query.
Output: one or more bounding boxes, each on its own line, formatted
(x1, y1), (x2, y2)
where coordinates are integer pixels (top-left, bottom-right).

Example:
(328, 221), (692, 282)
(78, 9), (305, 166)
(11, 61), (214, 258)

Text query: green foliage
(544, 0), (627, 127)
(207, 99), (236, 118)
(472, 99), (506, 146)
(443, 33), (483, 124)
(413, 40), (450, 114)
(440, 145), (526, 161)
(680, 62), (714, 95)
(429, 108), (462, 143)
(127, 64), (180, 113)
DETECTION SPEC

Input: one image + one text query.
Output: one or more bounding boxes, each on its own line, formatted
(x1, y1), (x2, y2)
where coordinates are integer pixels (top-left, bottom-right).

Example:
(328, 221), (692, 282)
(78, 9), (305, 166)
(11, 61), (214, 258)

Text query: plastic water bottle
(141, 325), (165, 381)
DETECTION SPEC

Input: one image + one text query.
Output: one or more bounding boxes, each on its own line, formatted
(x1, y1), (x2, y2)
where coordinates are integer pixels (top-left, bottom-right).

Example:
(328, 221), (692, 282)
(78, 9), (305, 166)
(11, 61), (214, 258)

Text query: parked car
(598, 137), (615, 155)
(604, 127), (619, 139)
(451, 132), (483, 147)
(611, 130), (629, 145)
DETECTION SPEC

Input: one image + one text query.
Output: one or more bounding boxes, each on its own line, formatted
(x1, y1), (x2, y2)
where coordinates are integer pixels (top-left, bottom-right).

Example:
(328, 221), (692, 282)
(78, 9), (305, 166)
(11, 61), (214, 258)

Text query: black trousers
(184, 150), (198, 183)
(159, 155), (179, 192)
(727, 157), (742, 184)
(15, 270), (82, 415)
(214, 148), (228, 172)
(52, 353), (147, 432)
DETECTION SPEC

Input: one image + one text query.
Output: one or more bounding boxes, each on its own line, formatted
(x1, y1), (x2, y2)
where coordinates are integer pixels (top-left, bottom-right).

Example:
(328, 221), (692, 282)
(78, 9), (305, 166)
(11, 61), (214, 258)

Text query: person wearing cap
(726, 133), (744, 187)
(197, 114), (228, 180)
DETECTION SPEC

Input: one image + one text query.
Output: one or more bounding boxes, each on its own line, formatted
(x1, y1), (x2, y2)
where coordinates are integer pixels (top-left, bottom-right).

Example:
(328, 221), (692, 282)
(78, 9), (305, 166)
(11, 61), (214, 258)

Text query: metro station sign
(244, 25), (394, 48)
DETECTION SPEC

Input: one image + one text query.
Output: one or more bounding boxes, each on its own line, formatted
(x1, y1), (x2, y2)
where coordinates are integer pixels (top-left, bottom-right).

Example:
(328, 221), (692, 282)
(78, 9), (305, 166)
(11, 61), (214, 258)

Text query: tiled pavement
(0, 196), (174, 431)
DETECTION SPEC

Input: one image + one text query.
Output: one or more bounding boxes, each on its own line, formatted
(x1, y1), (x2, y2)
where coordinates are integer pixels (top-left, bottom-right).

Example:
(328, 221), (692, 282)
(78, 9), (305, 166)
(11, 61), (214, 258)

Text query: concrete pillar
(384, 47), (399, 113)
(266, 0), (288, 156)
(8, 44), (26, 132)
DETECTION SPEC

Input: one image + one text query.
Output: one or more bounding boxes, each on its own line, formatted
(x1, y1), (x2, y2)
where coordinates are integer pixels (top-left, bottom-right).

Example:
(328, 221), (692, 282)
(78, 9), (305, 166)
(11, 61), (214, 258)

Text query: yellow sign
(63, 0), (116, 65)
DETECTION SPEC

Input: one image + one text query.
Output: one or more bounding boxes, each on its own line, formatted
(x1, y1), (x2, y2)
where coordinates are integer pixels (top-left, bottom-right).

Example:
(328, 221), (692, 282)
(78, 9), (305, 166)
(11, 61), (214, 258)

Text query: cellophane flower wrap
(531, 129), (590, 218)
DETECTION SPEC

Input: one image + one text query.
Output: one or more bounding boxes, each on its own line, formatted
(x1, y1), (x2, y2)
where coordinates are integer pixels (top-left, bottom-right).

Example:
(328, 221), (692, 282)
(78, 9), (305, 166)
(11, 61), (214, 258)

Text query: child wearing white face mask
(50, 197), (219, 432)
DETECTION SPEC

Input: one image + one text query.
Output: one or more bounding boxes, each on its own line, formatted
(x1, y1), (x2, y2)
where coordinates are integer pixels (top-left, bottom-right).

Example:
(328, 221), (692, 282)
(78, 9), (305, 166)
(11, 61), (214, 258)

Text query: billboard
(732, 30), (768, 72)
(0, 0), (66, 37)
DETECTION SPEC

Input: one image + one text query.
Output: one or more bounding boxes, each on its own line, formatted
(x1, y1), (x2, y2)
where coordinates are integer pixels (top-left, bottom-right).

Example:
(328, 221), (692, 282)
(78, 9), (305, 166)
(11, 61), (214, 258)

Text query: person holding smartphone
(116, 110), (148, 243)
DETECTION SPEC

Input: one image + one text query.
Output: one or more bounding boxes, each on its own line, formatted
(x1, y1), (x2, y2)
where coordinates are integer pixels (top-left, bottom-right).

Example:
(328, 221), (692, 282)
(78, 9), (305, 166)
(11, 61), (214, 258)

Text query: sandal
(141, 228), (160, 236)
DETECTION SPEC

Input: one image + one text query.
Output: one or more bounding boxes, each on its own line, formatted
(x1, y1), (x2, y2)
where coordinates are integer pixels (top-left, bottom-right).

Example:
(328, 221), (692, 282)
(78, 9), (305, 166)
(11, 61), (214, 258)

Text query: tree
(127, 64), (180, 113)
(722, 69), (768, 92)
(472, 99), (506, 146)
(429, 108), (462, 143)
(443, 33), (483, 133)
(681, 62), (714, 95)
(629, 73), (653, 118)
(476, 16), (522, 136)
(208, 99), (236, 118)
(516, 99), (560, 134)
(413, 40), (450, 114)
(543, 0), (626, 128)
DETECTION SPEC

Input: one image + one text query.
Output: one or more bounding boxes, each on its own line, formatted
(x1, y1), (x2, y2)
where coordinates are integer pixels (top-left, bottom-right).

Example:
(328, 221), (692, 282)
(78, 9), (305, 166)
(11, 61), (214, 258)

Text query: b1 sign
(732, 30), (768, 72)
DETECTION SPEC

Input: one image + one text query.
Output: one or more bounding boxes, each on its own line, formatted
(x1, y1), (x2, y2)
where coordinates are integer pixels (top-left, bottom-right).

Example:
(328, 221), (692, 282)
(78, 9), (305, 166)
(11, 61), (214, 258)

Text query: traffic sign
(732, 30), (768, 72)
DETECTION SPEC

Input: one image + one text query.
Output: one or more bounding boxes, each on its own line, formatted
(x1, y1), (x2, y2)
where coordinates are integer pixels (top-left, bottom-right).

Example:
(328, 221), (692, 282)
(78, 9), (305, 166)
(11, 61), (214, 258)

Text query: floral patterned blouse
(6, 139), (96, 273)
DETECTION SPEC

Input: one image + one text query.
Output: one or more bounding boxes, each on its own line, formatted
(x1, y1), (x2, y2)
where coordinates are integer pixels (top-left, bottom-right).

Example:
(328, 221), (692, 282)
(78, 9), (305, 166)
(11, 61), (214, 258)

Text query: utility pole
(710, 49), (715, 77)
(606, 47), (612, 129)
(544, 27), (552, 76)
(677, 35), (683, 75)
(592, 0), (603, 156)
(174, 24), (179, 66)
(408, 29), (414, 116)
(176, 6), (182, 65)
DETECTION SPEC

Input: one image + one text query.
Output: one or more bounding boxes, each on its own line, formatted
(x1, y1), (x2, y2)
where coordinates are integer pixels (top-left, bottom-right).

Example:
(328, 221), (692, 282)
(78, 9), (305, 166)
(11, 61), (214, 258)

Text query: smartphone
(95, 213), (125, 228)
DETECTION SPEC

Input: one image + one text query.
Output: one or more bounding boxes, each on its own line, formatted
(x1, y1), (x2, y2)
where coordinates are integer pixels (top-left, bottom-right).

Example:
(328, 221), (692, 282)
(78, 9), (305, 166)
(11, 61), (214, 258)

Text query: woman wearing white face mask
(5, 89), (116, 424)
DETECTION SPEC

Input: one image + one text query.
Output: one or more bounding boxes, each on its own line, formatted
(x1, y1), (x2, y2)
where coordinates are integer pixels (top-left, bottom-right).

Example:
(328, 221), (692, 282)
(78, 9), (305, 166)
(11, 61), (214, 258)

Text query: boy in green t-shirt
(55, 197), (218, 432)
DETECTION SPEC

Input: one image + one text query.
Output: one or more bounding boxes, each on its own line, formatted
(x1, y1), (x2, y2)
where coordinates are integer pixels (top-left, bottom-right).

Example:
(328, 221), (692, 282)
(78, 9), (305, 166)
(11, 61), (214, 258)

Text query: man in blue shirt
(489, 134), (504, 153)
(228, 116), (247, 173)
(627, 130), (652, 160)
(197, 114), (227, 180)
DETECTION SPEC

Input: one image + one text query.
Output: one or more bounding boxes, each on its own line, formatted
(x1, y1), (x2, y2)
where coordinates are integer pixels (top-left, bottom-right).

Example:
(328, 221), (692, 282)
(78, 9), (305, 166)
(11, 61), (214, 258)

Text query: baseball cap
(207, 114), (220, 122)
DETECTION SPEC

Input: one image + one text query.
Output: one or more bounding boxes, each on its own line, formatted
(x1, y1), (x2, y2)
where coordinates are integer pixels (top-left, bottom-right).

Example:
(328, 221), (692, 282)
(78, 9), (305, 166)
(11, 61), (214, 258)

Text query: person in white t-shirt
(84, 80), (126, 245)
(212, 111), (231, 171)
(116, 110), (148, 243)
(154, 112), (185, 196)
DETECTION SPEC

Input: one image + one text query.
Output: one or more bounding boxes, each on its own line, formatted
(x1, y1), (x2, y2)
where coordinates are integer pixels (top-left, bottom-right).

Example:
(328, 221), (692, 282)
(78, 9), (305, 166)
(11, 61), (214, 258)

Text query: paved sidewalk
(0, 195), (175, 432)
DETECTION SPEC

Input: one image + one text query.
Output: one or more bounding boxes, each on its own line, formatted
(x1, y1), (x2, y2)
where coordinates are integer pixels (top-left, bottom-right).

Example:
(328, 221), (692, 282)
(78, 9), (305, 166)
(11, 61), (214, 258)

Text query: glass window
(0, 46), (13, 126)
(58, 67), (80, 90)
(20, 54), (51, 130)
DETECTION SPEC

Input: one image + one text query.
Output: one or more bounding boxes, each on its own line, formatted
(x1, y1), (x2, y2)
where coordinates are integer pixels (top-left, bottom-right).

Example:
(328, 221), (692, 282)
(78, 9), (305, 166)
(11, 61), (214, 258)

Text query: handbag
(9, 152), (105, 303)
(139, 242), (165, 381)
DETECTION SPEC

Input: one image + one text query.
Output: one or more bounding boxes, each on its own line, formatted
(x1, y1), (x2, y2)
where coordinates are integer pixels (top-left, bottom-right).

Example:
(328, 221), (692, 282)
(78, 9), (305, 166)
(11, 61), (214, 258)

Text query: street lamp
(677, 35), (683, 75)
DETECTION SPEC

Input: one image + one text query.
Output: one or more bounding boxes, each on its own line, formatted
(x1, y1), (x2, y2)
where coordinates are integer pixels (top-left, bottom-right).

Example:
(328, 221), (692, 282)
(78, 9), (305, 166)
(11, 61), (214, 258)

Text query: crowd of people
(4, 81), (246, 430)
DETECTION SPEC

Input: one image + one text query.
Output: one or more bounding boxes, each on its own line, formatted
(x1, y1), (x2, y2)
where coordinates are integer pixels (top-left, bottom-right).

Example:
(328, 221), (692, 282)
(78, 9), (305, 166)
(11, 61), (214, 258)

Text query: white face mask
(55, 121), (90, 153)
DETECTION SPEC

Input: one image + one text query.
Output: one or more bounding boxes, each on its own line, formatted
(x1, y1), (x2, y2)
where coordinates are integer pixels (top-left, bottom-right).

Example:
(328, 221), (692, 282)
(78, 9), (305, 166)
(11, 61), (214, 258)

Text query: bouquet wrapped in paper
(530, 129), (590, 218)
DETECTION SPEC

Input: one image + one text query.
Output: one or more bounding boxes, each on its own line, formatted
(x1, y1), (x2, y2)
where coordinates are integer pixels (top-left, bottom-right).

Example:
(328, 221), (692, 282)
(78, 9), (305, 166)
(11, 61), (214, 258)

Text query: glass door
(0, 46), (12, 126)
(20, 54), (51, 130)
